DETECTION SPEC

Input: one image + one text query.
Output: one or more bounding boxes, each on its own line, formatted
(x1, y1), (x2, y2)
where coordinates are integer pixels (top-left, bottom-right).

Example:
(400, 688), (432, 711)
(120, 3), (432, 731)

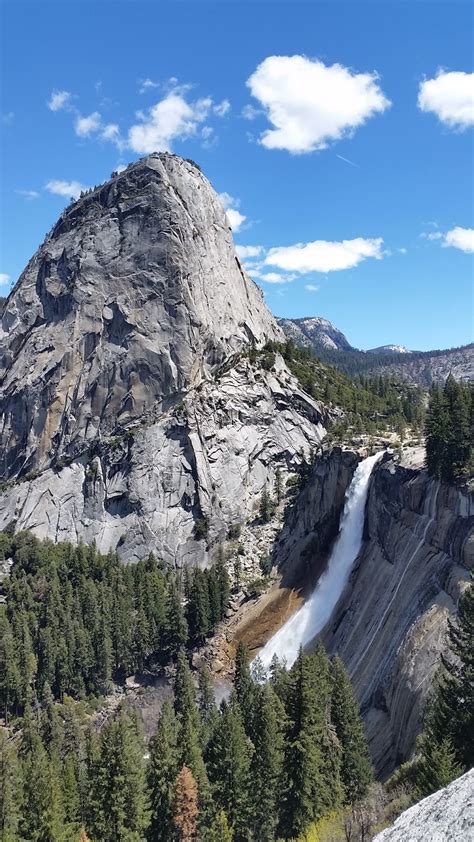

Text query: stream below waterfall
(255, 451), (384, 672)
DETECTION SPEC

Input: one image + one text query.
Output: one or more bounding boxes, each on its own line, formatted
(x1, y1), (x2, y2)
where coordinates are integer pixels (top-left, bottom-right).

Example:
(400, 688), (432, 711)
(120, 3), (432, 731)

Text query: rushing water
(255, 451), (384, 673)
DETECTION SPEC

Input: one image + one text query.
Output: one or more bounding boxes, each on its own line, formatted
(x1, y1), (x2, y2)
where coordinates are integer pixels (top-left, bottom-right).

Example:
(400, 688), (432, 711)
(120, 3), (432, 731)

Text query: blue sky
(1, 0), (473, 351)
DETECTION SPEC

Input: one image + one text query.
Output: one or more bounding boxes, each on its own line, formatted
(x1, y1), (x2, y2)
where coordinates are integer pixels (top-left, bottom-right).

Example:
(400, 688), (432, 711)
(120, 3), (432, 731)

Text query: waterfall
(255, 451), (384, 673)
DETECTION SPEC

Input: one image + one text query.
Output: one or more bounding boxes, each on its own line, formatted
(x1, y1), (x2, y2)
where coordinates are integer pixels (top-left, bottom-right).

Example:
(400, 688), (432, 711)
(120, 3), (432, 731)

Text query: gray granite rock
(0, 153), (280, 480)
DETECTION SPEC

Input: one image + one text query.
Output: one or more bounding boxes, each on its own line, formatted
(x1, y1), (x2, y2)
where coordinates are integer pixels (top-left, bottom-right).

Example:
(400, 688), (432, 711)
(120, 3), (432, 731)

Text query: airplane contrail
(336, 153), (359, 167)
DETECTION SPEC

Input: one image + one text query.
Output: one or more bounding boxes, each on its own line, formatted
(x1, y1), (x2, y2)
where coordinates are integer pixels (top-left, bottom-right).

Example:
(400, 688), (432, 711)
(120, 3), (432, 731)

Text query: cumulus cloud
(219, 192), (247, 232)
(0, 273), (10, 286)
(45, 179), (89, 200)
(48, 90), (72, 111)
(246, 55), (390, 153)
(418, 70), (474, 129)
(16, 189), (40, 200)
(265, 237), (384, 273)
(128, 91), (213, 153)
(442, 227), (474, 253)
(235, 245), (264, 259)
(75, 111), (102, 137)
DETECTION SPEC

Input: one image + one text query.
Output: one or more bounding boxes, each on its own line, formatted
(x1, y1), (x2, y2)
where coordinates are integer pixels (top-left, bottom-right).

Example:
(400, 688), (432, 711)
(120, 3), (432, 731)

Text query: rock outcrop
(0, 153), (279, 481)
(323, 456), (473, 775)
(373, 769), (474, 841)
(0, 152), (328, 566)
(277, 316), (353, 352)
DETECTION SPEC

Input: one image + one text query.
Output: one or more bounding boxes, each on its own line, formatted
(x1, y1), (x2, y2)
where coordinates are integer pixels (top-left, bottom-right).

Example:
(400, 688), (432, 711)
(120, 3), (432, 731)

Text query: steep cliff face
(274, 447), (358, 588)
(0, 154), (330, 565)
(323, 457), (473, 776)
(0, 153), (279, 481)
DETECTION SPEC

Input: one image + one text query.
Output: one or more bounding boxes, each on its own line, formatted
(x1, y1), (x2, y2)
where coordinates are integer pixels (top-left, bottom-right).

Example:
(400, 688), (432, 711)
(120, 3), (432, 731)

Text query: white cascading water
(256, 451), (384, 673)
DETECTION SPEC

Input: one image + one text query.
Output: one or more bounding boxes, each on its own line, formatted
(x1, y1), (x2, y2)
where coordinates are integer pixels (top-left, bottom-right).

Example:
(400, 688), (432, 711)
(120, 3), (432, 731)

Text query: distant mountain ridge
(278, 316), (473, 385)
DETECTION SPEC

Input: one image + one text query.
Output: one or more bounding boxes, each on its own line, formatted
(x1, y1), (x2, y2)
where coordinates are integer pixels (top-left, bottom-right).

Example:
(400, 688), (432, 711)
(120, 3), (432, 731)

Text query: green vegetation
(257, 341), (425, 438)
(307, 341), (471, 379)
(0, 532), (229, 720)
(415, 579), (473, 797)
(0, 598), (372, 842)
(425, 374), (473, 482)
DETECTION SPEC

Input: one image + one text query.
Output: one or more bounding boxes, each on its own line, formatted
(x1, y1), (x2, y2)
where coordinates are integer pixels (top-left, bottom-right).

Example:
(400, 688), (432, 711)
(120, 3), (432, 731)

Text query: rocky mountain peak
(277, 315), (353, 352)
(0, 153), (280, 479)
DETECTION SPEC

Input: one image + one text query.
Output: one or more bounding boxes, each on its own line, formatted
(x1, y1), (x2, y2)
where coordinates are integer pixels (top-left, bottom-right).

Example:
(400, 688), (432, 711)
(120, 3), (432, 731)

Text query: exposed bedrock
(322, 457), (473, 776)
(0, 154), (279, 480)
(0, 354), (326, 566)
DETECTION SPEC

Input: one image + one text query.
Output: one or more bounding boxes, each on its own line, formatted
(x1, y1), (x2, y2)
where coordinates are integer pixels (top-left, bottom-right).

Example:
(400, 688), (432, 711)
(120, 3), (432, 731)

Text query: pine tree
(234, 642), (256, 738)
(274, 467), (283, 505)
(279, 649), (326, 838)
(259, 485), (273, 522)
(173, 765), (199, 842)
(250, 684), (285, 840)
(166, 579), (189, 657)
(0, 729), (21, 842)
(88, 712), (149, 842)
(422, 580), (474, 770)
(173, 651), (210, 819)
(415, 737), (462, 798)
(147, 701), (179, 842)
(206, 700), (252, 842)
(197, 664), (218, 749)
(208, 809), (234, 841)
(331, 656), (372, 804)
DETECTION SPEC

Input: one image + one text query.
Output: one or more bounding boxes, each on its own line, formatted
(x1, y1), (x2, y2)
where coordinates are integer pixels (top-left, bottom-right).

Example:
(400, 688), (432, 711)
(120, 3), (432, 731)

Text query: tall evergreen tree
(206, 700), (252, 842)
(88, 712), (149, 842)
(0, 729), (21, 842)
(331, 656), (372, 804)
(421, 580), (474, 771)
(147, 701), (179, 842)
(415, 737), (462, 799)
(250, 684), (285, 841)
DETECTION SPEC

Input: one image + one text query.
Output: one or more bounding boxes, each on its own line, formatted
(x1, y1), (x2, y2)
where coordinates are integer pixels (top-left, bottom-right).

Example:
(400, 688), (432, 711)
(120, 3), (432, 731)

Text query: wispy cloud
(138, 78), (160, 94)
(15, 189), (40, 200)
(0, 273), (11, 286)
(305, 284), (320, 292)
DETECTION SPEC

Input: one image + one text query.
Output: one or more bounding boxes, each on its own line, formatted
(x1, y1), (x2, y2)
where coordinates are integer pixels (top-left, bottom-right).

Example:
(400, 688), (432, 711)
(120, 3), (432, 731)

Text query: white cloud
(101, 123), (120, 141)
(422, 231), (443, 241)
(214, 99), (231, 117)
(218, 193), (247, 232)
(241, 104), (262, 121)
(418, 70), (474, 129)
(265, 237), (384, 273)
(226, 209), (246, 231)
(75, 111), (102, 137)
(48, 90), (72, 111)
(246, 55), (390, 154)
(0, 273), (10, 286)
(397, 247), (407, 254)
(45, 179), (89, 200)
(139, 78), (160, 94)
(442, 227), (474, 253)
(305, 284), (320, 292)
(235, 245), (264, 259)
(116, 163), (127, 174)
(259, 271), (295, 284)
(128, 91), (213, 153)
(16, 189), (40, 200)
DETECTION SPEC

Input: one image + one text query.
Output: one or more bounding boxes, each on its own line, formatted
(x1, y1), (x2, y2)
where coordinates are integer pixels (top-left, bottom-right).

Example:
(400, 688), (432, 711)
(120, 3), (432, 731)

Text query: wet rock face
(323, 457), (474, 776)
(0, 154), (280, 480)
(275, 447), (359, 587)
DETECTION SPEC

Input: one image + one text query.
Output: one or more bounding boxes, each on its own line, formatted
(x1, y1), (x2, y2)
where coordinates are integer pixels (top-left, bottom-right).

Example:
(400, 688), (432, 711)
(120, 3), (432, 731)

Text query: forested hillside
(0, 532), (374, 841)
